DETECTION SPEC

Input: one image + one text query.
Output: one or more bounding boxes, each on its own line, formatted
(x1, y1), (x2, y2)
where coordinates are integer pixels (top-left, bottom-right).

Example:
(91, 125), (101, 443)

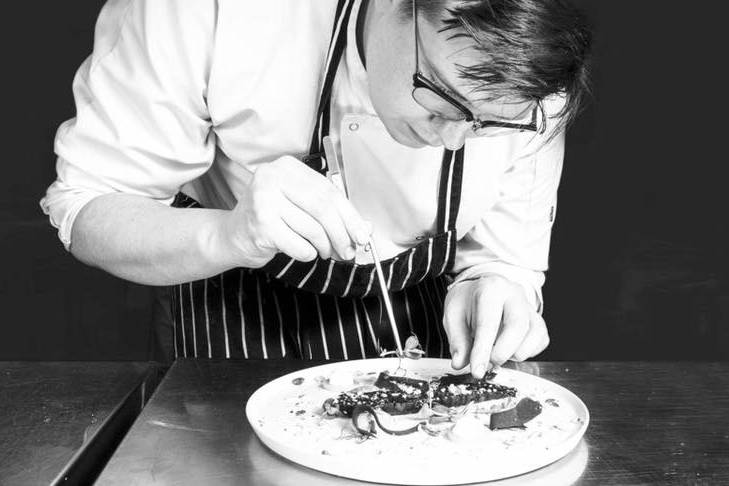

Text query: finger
(512, 312), (550, 362)
(489, 296), (530, 367)
(310, 188), (357, 259)
(280, 203), (335, 260)
(332, 193), (371, 246)
(279, 158), (370, 247)
(469, 288), (505, 379)
(442, 284), (473, 370)
(280, 172), (357, 259)
(268, 219), (318, 262)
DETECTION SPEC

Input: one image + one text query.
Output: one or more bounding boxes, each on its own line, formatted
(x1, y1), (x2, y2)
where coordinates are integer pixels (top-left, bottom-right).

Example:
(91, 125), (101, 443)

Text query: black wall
(1, 1), (726, 361)
(541, 2), (728, 360)
(1, 1), (159, 360)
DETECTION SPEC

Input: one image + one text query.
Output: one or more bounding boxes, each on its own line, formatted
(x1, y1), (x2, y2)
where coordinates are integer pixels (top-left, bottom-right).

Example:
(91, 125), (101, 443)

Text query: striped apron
(170, 0), (466, 361)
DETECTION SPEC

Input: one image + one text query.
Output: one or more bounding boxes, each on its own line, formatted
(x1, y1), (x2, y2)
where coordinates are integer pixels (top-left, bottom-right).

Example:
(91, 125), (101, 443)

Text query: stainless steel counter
(0, 361), (163, 485)
(94, 359), (729, 485)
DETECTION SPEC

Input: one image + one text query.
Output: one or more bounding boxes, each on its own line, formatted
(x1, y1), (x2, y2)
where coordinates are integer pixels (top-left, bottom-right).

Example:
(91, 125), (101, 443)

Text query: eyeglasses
(411, 0), (540, 137)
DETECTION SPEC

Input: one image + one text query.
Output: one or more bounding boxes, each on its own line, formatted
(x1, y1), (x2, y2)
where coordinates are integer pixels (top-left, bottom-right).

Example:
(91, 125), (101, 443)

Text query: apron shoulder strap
(306, 0), (357, 173)
(435, 147), (465, 233)
(306, 0), (466, 235)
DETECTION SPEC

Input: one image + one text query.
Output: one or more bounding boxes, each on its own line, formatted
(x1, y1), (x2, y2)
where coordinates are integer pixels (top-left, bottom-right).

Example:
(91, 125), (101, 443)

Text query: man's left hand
(443, 274), (549, 378)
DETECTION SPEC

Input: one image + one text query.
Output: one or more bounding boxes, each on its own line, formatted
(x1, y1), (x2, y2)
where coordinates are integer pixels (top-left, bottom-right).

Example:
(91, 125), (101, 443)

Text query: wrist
(196, 209), (243, 270)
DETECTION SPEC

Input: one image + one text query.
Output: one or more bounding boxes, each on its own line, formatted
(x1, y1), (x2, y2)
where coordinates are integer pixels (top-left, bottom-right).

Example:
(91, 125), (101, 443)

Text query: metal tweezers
(322, 136), (403, 357)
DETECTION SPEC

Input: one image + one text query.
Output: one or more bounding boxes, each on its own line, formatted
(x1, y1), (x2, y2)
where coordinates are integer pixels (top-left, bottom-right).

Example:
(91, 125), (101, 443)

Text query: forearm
(70, 193), (239, 285)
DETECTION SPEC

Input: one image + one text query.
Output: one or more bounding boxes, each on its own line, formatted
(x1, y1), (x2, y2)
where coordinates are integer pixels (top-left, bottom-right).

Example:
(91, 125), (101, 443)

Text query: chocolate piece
(326, 390), (426, 417)
(433, 374), (516, 408)
(436, 372), (496, 387)
(374, 372), (429, 395)
(489, 397), (542, 430)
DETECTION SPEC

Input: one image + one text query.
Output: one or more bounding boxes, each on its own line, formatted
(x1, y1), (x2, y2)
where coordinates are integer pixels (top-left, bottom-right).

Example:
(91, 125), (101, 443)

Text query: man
(41, 0), (592, 376)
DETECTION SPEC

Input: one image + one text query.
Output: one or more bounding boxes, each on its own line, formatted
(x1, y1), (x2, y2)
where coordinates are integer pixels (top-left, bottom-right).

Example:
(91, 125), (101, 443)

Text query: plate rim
(245, 358), (589, 485)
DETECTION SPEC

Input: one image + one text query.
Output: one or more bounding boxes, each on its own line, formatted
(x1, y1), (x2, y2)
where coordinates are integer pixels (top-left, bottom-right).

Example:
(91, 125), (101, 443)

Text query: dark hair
(402, 0), (593, 134)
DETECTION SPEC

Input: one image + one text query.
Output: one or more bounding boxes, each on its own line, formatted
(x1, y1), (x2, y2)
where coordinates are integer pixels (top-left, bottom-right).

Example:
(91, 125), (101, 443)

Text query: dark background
(1, 1), (726, 361)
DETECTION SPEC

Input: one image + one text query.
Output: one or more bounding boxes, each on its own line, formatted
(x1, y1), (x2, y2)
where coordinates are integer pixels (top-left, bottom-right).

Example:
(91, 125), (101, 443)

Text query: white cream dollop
(328, 369), (354, 388)
(446, 415), (491, 444)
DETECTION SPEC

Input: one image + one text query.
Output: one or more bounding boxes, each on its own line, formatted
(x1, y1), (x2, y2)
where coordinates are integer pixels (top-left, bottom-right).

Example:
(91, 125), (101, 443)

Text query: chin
(381, 121), (429, 148)
(397, 137), (427, 149)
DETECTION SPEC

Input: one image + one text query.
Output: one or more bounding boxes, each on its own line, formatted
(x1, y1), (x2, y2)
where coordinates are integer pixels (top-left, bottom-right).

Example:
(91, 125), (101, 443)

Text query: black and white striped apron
(170, 0), (466, 360)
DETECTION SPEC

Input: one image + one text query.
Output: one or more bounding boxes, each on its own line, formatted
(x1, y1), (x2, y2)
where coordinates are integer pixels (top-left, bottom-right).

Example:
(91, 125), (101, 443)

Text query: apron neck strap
(306, 0), (356, 173)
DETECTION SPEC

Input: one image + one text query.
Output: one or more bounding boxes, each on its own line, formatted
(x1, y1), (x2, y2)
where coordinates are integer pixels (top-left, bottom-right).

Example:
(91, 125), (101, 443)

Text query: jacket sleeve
(40, 0), (218, 249)
(450, 118), (566, 314)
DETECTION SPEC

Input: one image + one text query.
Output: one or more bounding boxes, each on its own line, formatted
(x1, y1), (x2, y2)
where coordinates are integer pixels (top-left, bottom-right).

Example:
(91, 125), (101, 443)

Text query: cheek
(367, 61), (436, 147)
(364, 21), (434, 146)
(365, 37), (422, 122)
(367, 66), (410, 119)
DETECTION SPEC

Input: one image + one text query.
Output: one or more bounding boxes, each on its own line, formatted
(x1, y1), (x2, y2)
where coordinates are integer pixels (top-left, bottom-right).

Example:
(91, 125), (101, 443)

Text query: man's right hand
(219, 155), (371, 268)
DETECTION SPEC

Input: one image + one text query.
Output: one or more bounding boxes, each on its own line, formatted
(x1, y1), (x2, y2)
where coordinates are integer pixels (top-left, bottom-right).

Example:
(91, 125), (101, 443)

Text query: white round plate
(246, 358), (589, 485)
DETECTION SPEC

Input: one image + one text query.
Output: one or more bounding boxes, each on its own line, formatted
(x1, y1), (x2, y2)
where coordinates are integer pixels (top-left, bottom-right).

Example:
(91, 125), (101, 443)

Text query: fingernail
(355, 222), (373, 245)
(473, 363), (486, 378)
(355, 229), (369, 246)
(450, 351), (460, 368)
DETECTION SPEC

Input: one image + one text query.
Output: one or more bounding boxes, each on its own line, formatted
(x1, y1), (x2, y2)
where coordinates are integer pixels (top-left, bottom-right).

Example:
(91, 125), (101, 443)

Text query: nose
(432, 119), (469, 150)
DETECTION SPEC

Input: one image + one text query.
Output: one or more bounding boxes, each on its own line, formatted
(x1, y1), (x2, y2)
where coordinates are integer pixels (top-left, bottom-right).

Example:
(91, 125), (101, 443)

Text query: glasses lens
(412, 87), (468, 122)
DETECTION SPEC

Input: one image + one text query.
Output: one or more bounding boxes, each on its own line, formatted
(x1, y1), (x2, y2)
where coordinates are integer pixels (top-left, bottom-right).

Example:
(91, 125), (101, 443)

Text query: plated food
(246, 358), (588, 485)
(320, 369), (543, 438)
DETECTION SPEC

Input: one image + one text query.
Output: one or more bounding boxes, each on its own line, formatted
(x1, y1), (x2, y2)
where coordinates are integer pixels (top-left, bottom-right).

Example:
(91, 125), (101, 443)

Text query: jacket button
(348, 122), (359, 131)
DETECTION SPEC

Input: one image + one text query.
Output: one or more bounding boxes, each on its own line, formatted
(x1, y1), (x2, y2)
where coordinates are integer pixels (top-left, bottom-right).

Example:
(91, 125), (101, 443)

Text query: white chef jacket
(40, 0), (566, 312)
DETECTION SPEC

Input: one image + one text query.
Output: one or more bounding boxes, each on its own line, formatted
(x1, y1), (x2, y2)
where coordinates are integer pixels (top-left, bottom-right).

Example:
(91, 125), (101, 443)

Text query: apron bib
(170, 0), (465, 360)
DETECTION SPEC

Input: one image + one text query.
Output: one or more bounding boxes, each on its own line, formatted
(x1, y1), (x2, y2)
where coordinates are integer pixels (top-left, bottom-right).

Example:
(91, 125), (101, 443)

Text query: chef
(41, 0), (592, 377)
